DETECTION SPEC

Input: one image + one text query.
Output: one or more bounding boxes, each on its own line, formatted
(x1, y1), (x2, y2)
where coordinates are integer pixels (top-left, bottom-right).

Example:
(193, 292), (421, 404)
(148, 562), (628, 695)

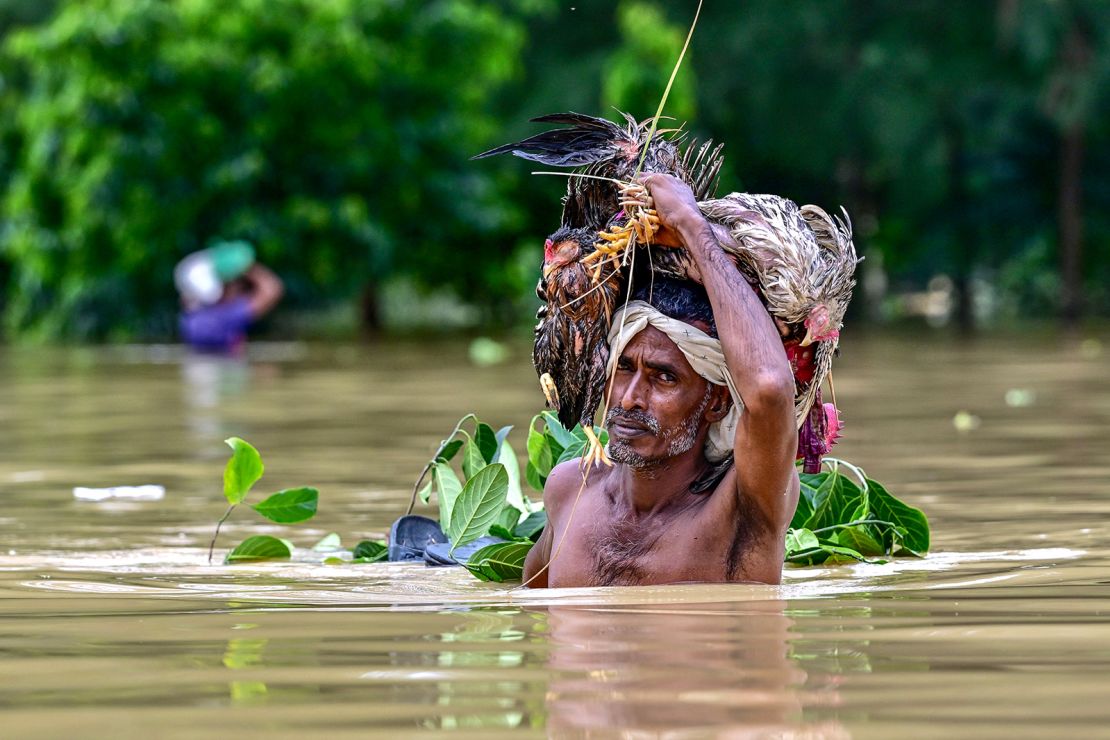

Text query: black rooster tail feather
(472, 112), (632, 168)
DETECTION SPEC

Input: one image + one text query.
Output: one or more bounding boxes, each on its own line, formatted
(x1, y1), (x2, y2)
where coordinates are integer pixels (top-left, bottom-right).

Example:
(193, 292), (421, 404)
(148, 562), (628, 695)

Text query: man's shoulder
(541, 459), (585, 511)
(542, 458), (616, 514)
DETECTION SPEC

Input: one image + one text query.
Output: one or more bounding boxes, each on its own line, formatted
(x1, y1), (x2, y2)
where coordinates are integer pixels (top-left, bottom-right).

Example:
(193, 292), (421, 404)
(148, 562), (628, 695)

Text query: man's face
(606, 325), (720, 468)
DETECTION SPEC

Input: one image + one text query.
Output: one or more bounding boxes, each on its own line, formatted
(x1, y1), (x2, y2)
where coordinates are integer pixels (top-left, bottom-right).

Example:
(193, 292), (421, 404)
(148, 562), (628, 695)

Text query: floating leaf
(436, 439), (464, 463)
(223, 437), (263, 505)
(867, 478), (930, 555)
(836, 525), (885, 556)
(785, 528), (820, 556)
(312, 532), (342, 551)
(352, 540), (388, 562)
(463, 542), (533, 582)
(475, 422), (499, 464)
(434, 462), (462, 532)
(514, 511), (547, 541)
(225, 535), (291, 563)
(448, 463), (509, 550)
(818, 542), (886, 564)
(251, 487), (319, 524)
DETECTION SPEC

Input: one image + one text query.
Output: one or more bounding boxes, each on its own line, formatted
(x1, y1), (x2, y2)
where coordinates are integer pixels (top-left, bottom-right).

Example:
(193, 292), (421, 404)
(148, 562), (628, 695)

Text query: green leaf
(436, 439), (464, 463)
(790, 487), (814, 529)
(225, 535), (291, 563)
(805, 472), (865, 532)
(312, 532), (342, 551)
(462, 542), (533, 582)
(488, 524), (516, 540)
(867, 478), (930, 555)
(799, 472), (825, 508)
(433, 462), (462, 532)
(524, 461), (545, 492)
(475, 422), (499, 464)
(417, 478), (433, 505)
(223, 437), (263, 505)
(494, 425), (514, 456)
(514, 511), (547, 541)
(352, 540), (388, 562)
(527, 420), (554, 479)
(818, 542), (886, 564)
(499, 440), (529, 515)
(447, 463), (509, 549)
(496, 505), (521, 531)
(250, 487), (319, 524)
(836, 526), (885, 556)
(556, 439), (587, 465)
(541, 411), (578, 449)
(785, 528), (820, 556)
(323, 557), (346, 565)
(461, 435), (487, 480)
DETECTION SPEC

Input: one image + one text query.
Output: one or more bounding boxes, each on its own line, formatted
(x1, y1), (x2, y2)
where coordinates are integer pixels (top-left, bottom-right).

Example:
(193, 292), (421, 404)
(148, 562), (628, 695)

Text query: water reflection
(539, 601), (847, 737)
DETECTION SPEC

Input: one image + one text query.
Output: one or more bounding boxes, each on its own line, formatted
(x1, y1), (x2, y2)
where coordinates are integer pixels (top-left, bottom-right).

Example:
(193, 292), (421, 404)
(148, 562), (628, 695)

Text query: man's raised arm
(642, 174), (798, 531)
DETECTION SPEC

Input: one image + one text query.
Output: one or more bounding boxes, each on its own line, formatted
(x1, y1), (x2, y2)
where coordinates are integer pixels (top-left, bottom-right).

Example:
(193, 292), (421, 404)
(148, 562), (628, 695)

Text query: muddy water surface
(1, 334), (1108, 738)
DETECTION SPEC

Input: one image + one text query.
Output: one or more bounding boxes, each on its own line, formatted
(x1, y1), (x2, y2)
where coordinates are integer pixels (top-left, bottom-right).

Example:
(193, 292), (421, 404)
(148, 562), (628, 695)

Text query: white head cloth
(605, 300), (742, 463)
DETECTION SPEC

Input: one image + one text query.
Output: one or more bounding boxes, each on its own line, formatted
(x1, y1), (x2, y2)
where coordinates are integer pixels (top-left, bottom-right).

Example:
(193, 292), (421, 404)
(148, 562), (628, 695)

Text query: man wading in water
(524, 174), (799, 587)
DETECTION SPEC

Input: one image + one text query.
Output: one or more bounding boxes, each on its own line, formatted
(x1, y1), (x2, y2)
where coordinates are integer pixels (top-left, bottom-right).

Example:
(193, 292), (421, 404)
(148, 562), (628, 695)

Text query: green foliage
(433, 462), (464, 533)
(784, 460), (931, 566)
(209, 436), (321, 563)
(0, 0), (537, 338)
(225, 535), (292, 563)
(2, 1), (1109, 336)
(601, 1), (697, 124)
(524, 411), (607, 491)
(223, 437), (263, 505)
(464, 542), (532, 583)
(514, 511), (548, 541)
(447, 463), (509, 551)
(312, 533), (342, 552)
(250, 487), (319, 524)
(419, 413), (929, 583)
(352, 540), (388, 563)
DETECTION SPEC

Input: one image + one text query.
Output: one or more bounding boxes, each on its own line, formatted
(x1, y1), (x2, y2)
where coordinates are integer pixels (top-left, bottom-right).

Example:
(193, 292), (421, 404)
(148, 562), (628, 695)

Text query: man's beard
(605, 386), (712, 469)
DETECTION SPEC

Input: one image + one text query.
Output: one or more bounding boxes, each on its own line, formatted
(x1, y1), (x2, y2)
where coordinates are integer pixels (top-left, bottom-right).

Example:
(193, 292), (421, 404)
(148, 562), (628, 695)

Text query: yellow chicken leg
(580, 425), (612, 468)
(539, 372), (560, 409)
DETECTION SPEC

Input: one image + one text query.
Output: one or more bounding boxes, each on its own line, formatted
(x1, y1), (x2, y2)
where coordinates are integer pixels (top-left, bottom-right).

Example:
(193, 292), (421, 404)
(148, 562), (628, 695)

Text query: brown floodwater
(1, 333), (1108, 738)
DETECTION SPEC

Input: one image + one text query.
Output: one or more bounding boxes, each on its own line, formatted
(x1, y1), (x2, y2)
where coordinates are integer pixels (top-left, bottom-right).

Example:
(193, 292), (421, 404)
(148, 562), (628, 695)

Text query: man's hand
(640, 173), (704, 246)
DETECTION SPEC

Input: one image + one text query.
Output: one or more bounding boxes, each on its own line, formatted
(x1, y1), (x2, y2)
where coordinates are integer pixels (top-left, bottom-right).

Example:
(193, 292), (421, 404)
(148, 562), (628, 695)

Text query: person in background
(174, 240), (284, 353)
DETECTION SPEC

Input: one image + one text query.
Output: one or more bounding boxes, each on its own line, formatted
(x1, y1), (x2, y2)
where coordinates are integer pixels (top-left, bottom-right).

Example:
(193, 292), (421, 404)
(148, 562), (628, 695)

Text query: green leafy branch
(784, 458), (930, 565)
(208, 437), (319, 564)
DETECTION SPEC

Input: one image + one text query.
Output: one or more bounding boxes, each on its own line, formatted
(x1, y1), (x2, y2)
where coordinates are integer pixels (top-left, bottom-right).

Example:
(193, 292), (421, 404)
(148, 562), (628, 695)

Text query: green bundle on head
(208, 240), (255, 281)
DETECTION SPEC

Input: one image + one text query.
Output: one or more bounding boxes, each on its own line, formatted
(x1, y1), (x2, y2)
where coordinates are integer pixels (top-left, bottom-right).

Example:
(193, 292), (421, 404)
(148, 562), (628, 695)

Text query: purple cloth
(180, 297), (253, 352)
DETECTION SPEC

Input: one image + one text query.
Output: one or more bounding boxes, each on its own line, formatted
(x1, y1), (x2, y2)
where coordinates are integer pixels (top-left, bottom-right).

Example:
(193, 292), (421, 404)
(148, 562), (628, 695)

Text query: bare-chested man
(523, 174), (799, 587)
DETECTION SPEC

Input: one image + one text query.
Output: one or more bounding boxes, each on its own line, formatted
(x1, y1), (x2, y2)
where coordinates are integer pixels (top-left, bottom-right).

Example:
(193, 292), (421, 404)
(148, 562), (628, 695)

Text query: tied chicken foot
(539, 372), (561, 409)
(581, 182), (659, 280)
(580, 425), (612, 469)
